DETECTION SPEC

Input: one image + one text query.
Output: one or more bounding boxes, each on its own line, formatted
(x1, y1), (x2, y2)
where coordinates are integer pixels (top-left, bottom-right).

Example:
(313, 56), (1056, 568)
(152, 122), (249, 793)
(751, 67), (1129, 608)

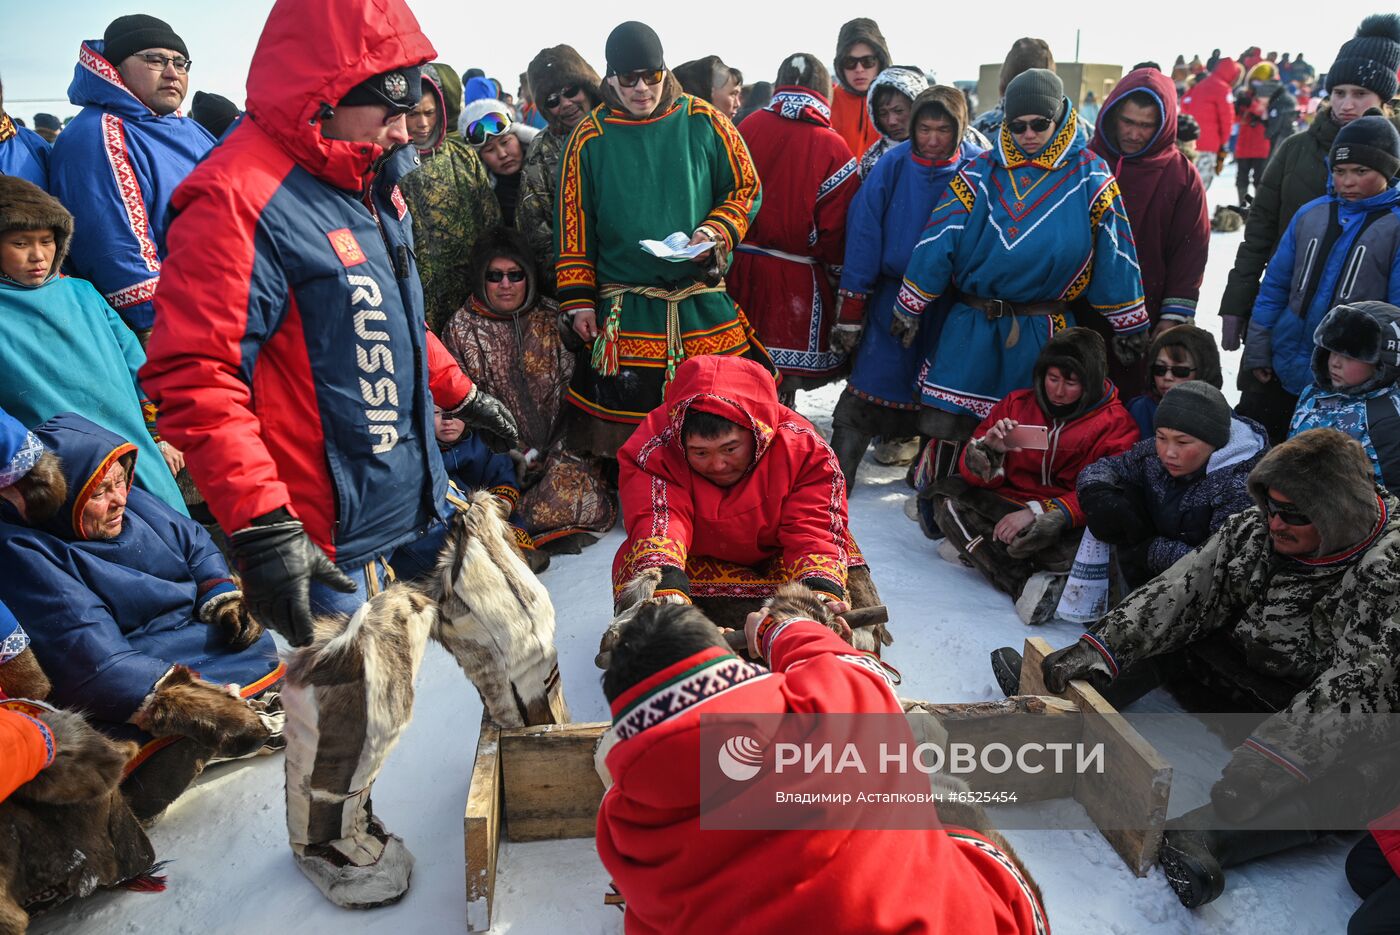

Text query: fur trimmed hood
(832, 18), (891, 95)
(910, 85), (970, 153)
(1149, 324), (1224, 398)
(1310, 301), (1400, 394)
(865, 66), (929, 140)
(0, 175), (73, 282)
(1248, 427), (1379, 556)
(1033, 327), (1110, 419)
(468, 226), (539, 315)
(527, 45), (603, 134)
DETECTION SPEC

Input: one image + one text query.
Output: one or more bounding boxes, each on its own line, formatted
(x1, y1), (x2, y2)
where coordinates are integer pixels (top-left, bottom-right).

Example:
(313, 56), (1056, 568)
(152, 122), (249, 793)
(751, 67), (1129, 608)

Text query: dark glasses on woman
(841, 54), (879, 71)
(485, 269), (526, 283)
(543, 85), (582, 109)
(1265, 497), (1312, 527)
(1150, 364), (1196, 378)
(465, 112), (510, 145)
(1009, 117), (1053, 134)
(616, 69), (664, 88)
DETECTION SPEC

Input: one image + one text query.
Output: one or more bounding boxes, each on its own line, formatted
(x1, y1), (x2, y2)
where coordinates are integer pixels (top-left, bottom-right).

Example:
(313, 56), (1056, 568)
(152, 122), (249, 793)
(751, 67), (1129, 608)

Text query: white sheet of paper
(639, 231), (717, 261)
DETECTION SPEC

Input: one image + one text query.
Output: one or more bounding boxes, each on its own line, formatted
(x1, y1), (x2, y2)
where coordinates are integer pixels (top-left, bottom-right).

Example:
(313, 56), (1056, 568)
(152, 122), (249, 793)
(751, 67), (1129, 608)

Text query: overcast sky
(1, 0), (1359, 120)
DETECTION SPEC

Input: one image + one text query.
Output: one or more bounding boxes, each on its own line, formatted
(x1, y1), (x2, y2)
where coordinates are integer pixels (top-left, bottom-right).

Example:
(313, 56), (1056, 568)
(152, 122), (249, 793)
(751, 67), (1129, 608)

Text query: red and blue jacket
(140, 0), (473, 567)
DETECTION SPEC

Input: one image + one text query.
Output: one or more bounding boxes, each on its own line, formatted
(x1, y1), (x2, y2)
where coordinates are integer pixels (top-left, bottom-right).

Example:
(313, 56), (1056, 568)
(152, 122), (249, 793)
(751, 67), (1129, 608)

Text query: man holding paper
(555, 20), (777, 458)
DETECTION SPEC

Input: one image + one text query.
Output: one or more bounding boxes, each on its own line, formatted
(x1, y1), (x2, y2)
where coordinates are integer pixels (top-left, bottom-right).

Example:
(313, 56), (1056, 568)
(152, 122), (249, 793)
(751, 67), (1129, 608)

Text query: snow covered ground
(34, 165), (1366, 933)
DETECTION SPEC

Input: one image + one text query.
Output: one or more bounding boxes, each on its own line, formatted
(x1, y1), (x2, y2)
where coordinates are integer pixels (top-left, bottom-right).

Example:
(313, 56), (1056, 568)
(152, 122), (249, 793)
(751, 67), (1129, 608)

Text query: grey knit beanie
(1004, 68), (1063, 121)
(1154, 381), (1231, 450)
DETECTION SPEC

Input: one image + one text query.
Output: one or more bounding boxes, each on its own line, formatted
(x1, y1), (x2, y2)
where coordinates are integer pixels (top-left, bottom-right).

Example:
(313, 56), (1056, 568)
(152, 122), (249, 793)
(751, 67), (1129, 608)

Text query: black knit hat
(1154, 381), (1232, 450)
(339, 67), (422, 113)
(1328, 14), (1400, 100)
(33, 113), (61, 132)
(1004, 68), (1063, 121)
(103, 14), (187, 67)
(605, 22), (664, 78)
(1331, 113), (1400, 179)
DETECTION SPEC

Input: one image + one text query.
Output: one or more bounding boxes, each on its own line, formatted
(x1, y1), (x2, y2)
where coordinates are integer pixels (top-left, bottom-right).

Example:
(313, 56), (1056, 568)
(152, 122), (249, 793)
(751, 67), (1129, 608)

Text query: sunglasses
(842, 54), (879, 71)
(485, 269), (526, 283)
(1009, 117), (1054, 135)
(1265, 497), (1312, 527)
(543, 85), (583, 110)
(1150, 364), (1196, 378)
(615, 69), (664, 89)
(465, 112), (510, 145)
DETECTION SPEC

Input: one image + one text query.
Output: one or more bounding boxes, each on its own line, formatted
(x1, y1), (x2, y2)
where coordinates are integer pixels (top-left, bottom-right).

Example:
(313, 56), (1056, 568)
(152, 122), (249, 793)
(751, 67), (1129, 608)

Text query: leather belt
(957, 291), (1067, 320)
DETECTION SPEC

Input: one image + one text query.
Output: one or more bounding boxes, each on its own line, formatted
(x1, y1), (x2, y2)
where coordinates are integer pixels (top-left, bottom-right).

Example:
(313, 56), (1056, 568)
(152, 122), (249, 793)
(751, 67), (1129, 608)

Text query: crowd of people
(1, 1), (1400, 931)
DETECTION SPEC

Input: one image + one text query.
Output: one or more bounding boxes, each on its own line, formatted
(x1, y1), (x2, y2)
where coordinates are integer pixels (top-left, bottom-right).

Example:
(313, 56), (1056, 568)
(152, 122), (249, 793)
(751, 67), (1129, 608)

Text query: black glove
(1079, 482), (1153, 545)
(1042, 639), (1112, 694)
(229, 510), (356, 647)
(1112, 330), (1151, 365)
(450, 386), (520, 453)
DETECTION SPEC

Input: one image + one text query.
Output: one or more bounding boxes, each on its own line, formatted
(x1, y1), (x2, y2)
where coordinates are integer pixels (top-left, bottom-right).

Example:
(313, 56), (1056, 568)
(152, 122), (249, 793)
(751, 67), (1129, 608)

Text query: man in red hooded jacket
(1180, 57), (1241, 189)
(614, 355), (886, 648)
(597, 598), (1049, 934)
(1088, 68), (1210, 397)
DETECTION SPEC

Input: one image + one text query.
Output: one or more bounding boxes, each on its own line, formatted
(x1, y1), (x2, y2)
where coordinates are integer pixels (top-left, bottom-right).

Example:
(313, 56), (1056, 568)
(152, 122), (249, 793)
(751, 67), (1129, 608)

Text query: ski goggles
(465, 112), (511, 146)
(485, 269), (527, 283)
(543, 85), (583, 110)
(1008, 117), (1054, 135)
(1265, 497), (1312, 527)
(615, 69), (664, 88)
(1150, 363), (1197, 378)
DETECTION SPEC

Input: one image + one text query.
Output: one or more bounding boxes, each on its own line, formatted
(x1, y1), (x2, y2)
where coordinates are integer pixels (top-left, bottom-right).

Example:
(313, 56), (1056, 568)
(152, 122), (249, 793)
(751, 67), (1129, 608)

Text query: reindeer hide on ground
(430, 492), (569, 728)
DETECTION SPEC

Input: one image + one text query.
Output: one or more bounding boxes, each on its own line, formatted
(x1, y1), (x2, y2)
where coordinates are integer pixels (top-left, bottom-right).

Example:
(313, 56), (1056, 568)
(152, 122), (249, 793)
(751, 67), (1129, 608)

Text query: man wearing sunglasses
(829, 18), (890, 157)
(140, 0), (518, 909)
(48, 14), (214, 340)
(1030, 428), (1400, 909)
(518, 45), (603, 292)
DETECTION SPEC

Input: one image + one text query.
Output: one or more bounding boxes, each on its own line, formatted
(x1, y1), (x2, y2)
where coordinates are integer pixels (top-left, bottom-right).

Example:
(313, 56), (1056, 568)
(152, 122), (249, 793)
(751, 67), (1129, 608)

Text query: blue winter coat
(839, 138), (983, 407)
(1078, 415), (1268, 575)
(0, 123), (50, 188)
(0, 414), (279, 736)
(47, 41), (214, 331)
(439, 434), (518, 496)
(1245, 185), (1400, 394)
(1126, 394), (1158, 439)
(1291, 382), (1400, 487)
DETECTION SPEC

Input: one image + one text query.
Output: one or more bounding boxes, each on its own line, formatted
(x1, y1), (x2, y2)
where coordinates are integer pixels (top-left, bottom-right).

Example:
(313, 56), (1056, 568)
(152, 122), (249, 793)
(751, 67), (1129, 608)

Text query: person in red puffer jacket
(1349, 804), (1400, 932)
(1233, 63), (1279, 207)
(1180, 57), (1241, 188)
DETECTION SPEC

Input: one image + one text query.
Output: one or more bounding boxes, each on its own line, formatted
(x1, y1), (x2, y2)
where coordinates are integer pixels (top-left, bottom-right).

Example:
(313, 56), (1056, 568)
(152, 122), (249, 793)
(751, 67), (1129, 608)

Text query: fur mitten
(13, 705), (136, 805)
(1007, 508), (1068, 559)
(130, 665), (270, 758)
(0, 647), (51, 701)
(961, 439), (1005, 482)
(201, 593), (265, 650)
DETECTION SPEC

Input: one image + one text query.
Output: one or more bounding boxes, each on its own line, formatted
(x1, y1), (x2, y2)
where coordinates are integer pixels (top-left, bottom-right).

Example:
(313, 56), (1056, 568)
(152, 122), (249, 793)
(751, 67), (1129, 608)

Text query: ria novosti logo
(716, 734), (765, 781)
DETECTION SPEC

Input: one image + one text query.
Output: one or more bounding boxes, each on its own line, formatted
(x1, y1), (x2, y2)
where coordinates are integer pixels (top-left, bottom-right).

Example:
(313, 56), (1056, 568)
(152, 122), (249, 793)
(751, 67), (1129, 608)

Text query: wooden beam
(1021, 637), (1172, 877)
(465, 716), (503, 933)
(501, 722), (608, 842)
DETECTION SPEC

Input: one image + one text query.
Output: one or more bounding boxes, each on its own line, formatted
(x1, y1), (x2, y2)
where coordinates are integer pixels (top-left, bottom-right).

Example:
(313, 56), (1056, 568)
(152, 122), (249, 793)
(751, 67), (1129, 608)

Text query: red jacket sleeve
(614, 430), (696, 594)
(813, 146), (859, 269)
(0, 707), (54, 802)
(1161, 166), (1211, 317)
(765, 619), (901, 715)
(1214, 90), (1234, 152)
(426, 328), (474, 408)
(1372, 805), (1400, 877)
(778, 428), (851, 595)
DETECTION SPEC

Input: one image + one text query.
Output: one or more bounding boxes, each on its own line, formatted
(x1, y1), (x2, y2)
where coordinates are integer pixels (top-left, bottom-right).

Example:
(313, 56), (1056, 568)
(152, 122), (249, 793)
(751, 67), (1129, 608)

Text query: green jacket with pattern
(517, 129), (566, 294)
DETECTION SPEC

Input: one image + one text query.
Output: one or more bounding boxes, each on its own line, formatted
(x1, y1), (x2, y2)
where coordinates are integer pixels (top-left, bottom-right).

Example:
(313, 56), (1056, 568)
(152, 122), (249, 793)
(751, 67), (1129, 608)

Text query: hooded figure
(441, 227), (616, 547)
(1089, 69), (1210, 397)
(1124, 323), (1224, 437)
(460, 97), (538, 225)
(855, 65), (928, 178)
(1291, 301), (1400, 485)
(0, 82), (51, 187)
(47, 31), (215, 334)
(614, 355), (883, 642)
(399, 61), (502, 331)
(518, 45), (603, 291)
(830, 18), (891, 157)
(730, 54), (860, 392)
(0, 176), (186, 514)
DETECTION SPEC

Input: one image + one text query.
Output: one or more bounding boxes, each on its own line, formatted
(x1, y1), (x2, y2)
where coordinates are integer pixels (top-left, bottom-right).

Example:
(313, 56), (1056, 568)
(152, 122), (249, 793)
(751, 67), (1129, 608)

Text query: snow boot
(829, 425), (872, 490)
(872, 436), (919, 466)
(1014, 571), (1068, 625)
(293, 816), (415, 910)
(937, 538), (970, 566)
(990, 647), (1023, 697)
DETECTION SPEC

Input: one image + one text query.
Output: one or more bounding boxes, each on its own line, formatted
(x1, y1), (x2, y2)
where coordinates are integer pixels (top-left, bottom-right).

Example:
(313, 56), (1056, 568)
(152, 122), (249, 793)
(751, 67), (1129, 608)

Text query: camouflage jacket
(399, 137), (502, 333)
(516, 129), (566, 294)
(1089, 493), (1400, 780)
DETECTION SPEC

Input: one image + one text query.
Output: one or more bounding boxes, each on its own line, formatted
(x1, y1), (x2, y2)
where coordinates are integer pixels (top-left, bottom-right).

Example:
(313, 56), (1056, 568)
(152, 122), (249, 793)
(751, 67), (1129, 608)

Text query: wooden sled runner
(463, 636), (1171, 931)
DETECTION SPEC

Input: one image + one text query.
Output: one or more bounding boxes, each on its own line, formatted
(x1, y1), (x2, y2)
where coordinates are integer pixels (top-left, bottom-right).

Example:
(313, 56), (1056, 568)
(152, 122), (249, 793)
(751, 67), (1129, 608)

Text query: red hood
(662, 355), (787, 465)
(1210, 57), (1241, 86)
(1091, 67), (1180, 162)
(243, 0), (436, 190)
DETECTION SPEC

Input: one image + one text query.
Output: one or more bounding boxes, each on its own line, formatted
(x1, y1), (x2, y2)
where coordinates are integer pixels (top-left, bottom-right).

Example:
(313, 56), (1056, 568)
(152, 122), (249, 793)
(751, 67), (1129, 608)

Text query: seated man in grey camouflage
(998, 428), (1400, 909)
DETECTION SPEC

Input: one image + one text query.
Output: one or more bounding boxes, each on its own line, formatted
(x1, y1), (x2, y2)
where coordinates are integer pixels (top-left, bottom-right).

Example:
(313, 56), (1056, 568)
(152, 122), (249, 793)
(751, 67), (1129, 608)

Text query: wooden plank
(1020, 638), (1172, 877)
(501, 722), (608, 842)
(465, 716), (502, 933)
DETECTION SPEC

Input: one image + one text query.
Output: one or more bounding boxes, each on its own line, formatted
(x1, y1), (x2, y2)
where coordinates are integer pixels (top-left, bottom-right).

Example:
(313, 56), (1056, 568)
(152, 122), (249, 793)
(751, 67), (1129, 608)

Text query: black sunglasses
(1009, 117), (1054, 135)
(543, 85), (582, 110)
(1150, 363), (1196, 378)
(1265, 497), (1312, 527)
(485, 269), (526, 283)
(842, 54), (879, 71)
(616, 69), (664, 89)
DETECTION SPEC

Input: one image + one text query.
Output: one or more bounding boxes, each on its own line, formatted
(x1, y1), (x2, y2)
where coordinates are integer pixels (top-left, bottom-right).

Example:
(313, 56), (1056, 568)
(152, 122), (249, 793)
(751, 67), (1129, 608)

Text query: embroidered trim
(947, 831), (1050, 935)
(1080, 633), (1119, 678)
(766, 88), (832, 124)
(817, 159), (858, 201)
(106, 275), (161, 310)
(0, 624), (30, 665)
(100, 113), (161, 274)
(609, 654), (768, 742)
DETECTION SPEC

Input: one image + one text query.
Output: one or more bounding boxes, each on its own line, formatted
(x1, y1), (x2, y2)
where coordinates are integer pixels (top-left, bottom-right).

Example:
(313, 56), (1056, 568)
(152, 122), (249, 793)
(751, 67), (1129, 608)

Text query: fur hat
(468, 226), (539, 315)
(1311, 300), (1400, 393)
(1248, 428), (1378, 555)
(1004, 68), (1063, 121)
(527, 45), (602, 133)
(1154, 381), (1232, 450)
(1330, 113), (1400, 180)
(0, 175), (73, 277)
(1176, 112), (1201, 142)
(866, 66), (929, 138)
(673, 56), (732, 103)
(605, 21), (664, 77)
(775, 53), (831, 100)
(1149, 324), (1224, 394)
(1033, 327), (1108, 419)
(1328, 14), (1400, 100)
(102, 13), (187, 67)
(833, 18), (891, 94)
(999, 37), (1055, 96)
(910, 85), (969, 150)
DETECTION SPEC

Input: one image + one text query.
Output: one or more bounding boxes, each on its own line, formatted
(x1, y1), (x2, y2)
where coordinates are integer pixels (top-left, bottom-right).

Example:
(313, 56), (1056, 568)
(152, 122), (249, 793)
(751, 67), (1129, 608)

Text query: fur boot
(281, 585), (437, 909)
(130, 665), (271, 758)
(429, 492), (569, 728)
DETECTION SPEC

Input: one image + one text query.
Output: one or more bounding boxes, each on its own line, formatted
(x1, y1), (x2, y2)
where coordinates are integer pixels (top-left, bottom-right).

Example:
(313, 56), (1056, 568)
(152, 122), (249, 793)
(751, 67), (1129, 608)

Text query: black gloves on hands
(1079, 482), (1154, 545)
(451, 386), (520, 453)
(229, 511), (356, 647)
(1042, 639), (1112, 694)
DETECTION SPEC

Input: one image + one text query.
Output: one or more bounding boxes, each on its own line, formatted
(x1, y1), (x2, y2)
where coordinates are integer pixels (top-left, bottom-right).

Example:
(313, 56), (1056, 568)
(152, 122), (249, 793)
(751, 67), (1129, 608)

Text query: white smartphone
(1004, 424), (1049, 451)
